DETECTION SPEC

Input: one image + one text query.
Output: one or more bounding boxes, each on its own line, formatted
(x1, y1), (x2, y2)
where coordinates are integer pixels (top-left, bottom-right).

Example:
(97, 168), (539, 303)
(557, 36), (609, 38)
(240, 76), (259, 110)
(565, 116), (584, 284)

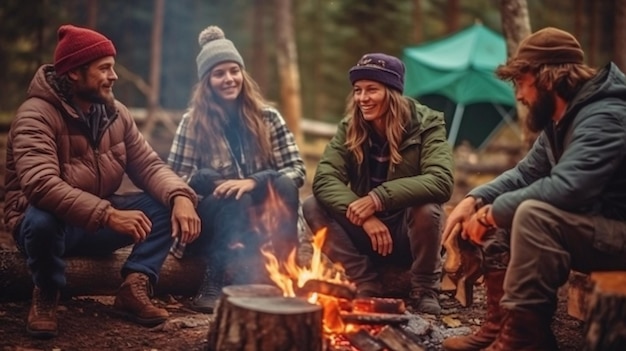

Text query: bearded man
(5, 24), (201, 339)
(441, 27), (626, 350)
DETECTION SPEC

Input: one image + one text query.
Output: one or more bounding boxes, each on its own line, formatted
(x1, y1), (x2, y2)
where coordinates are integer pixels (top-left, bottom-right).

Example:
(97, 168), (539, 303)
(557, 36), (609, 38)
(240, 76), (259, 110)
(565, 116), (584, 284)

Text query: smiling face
(353, 80), (388, 122)
(209, 62), (243, 103)
(71, 56), (117, 111)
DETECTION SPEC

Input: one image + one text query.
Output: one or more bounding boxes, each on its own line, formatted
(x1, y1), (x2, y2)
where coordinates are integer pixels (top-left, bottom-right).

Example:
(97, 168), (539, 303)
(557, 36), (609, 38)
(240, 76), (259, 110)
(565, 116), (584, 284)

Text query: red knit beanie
(54, 24), (117, 76)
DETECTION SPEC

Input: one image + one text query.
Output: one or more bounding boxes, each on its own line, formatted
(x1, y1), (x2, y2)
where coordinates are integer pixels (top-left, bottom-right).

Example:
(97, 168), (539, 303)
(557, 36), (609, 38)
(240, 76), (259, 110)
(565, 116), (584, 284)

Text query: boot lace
(34, 288), (57, 316)
(130, 275), (153, 305)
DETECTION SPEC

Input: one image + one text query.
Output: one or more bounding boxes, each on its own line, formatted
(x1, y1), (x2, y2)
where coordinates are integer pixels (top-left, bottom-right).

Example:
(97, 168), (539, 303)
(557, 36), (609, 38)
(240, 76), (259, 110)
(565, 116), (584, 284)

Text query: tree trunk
(583, 271), (626, 350)
(498, 0), (534, 149)
(142, 0), (165, 142)
(614, 0), (626, 72)
(412, 0), (423, 43)
(208, 295), (323, 351)
(251, 0), (269, 92)
(274, 0), (303, 147)
(86, 0), (98, 28)
(446, 0), (460, 34)
(0, 248), (204, 301)
(588, 0), (599, 67)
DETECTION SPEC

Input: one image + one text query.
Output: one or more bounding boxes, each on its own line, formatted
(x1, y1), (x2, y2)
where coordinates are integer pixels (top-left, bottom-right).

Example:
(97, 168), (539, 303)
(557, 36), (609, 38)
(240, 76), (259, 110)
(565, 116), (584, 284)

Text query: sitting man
(442, 27), (626, 350)
(4, 24), (201, 339)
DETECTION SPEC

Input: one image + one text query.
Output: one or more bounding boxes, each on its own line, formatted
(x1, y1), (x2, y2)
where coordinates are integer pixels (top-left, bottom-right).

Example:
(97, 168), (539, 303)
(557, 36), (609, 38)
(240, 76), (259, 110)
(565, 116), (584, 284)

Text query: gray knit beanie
(196, 26), (244, 80)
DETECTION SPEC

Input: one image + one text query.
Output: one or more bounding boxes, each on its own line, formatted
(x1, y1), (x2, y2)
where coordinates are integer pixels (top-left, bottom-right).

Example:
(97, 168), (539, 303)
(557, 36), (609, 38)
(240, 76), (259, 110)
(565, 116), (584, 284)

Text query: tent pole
(447, 103), (465, 146)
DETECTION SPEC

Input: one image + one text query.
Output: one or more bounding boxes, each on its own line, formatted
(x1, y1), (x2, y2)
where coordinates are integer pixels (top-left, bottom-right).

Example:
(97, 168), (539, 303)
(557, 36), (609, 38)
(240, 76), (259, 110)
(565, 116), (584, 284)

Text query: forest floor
(0, 130), (585, 351)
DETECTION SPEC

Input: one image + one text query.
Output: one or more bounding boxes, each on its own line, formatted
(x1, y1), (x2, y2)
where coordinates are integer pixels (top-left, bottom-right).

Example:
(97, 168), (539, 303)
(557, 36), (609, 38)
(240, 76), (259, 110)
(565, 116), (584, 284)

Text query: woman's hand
(213, 179), (257, 199)
(347, 196), (376, 226)
(362, 217), (393, 256)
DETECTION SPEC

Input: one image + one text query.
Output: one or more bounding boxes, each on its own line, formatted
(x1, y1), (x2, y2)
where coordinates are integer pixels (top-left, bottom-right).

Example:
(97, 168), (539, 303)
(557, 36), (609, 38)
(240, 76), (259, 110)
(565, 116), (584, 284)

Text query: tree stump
(208, 285), (323, 351)
(583, 271), (626, 351)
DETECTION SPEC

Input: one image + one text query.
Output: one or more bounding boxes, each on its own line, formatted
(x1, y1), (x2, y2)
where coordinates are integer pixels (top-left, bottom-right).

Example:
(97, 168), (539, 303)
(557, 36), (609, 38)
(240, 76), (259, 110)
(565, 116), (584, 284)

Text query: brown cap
(512, 27), (583, 65)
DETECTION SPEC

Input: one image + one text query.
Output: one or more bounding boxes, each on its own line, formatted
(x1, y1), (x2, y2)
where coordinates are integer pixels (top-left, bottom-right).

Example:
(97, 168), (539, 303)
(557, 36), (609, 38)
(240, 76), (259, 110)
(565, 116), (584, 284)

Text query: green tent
(403, 24), (519, 148)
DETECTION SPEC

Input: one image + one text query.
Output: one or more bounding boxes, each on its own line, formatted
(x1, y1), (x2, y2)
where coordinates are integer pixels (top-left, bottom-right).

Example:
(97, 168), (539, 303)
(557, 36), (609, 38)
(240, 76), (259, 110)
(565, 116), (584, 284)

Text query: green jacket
(312, 97), (454, 216)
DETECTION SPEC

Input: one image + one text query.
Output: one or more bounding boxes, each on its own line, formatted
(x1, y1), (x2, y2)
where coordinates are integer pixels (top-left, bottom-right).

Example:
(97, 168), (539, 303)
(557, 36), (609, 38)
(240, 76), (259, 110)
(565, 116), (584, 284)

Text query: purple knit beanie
(349, 53), (405, 93)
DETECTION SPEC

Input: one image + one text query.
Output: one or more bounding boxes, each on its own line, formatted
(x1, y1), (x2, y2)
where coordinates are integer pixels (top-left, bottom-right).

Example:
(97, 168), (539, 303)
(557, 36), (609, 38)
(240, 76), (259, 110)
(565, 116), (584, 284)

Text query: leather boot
(409, 288), (442, 315)
(485, 308), (558, 351)
(442, 270), (506, 350)
(27, 286), (59, 339)
(189, 266), (224, 314)
(114, 272), (169, 326)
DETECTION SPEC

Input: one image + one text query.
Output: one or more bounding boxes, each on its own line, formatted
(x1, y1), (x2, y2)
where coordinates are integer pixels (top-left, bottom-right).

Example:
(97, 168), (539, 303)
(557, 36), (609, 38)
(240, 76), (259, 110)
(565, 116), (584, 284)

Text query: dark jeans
(15, 193), (174, 290)
(185, 174), (300, 284)
(302, 196), (444, 292)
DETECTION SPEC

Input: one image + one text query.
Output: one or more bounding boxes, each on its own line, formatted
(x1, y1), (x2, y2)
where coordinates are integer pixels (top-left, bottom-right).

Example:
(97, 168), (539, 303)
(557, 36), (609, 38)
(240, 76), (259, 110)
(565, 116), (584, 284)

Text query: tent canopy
(402, 24), (518, 148)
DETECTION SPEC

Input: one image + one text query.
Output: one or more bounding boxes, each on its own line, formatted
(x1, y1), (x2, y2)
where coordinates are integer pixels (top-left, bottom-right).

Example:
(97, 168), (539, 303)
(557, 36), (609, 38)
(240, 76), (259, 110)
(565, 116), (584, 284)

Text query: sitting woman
(302, 53), (453, 315)
(168, 26), (305, 313)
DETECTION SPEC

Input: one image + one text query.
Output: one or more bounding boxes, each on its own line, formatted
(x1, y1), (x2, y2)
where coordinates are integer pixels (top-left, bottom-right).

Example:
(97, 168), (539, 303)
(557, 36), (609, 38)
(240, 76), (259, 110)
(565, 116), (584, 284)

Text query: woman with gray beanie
(167, 26), (305, 313)
(302, 53), (454, 315)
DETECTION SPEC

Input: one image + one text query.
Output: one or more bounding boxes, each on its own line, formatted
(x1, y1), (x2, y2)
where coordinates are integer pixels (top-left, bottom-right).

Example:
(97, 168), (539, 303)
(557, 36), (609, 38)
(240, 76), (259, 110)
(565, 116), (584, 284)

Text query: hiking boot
(442, 270), (506, 350)
(485, 308), (558, 351)
(189, 266), (223, 314)
(27, 286), (59, 339)
(113, 272), (168, 326)
(409, 288), (441, 315)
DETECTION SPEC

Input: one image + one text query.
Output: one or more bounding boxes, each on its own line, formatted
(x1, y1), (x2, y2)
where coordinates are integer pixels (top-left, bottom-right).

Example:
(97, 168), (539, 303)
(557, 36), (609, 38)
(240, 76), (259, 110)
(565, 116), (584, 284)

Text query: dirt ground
(0, 130), (585, 351)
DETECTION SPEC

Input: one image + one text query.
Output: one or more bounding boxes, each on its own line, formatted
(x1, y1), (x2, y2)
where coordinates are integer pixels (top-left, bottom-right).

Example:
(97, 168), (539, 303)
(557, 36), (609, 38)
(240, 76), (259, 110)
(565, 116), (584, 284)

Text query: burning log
(340, 312), (411, 325)
(441, 223), (482, 307)
(352, 297), (406, 314)
(583, 271), (626, 350)
(208, 295), (323, 351)
(376, 325), (425, 351)
(298, 279), (357, 300)
(345, 329), (386, 351)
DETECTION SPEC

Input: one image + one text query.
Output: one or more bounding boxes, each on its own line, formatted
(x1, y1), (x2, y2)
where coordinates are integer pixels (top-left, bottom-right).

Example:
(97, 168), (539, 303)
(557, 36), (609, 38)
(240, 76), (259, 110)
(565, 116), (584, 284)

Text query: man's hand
(213, 179), (256, 200)
(443, 196), (478, 242)
(463, 205), (495, 245)
(171, 196), (201, 244)
(104, 207), (152, 243)
(347, 196), (376, 226)
(362, 217), (393, 256)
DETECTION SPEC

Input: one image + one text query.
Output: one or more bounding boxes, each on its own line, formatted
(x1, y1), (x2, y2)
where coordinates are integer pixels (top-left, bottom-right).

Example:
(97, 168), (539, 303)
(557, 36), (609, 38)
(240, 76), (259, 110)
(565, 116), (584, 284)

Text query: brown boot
(485, 308), (558, 351)
(442, 270), (506, 351)
(27, 286), (59, 339)
(114, 272), (169, 326)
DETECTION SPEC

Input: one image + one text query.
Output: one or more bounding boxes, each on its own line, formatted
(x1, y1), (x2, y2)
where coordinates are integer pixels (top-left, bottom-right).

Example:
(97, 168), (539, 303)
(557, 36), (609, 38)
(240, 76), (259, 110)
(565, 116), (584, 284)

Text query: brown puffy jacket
(4, 65), (197, 236)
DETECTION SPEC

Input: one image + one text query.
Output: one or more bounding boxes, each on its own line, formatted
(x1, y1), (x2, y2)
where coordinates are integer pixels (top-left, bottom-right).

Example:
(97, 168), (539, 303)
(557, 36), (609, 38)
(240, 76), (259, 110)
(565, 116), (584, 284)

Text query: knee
(271, 175), (299, 204)
(409, 203), (444, 227)
(513, 199), (557, 227)
(302, 196), (331, 231)
(22, 207), (60, 235)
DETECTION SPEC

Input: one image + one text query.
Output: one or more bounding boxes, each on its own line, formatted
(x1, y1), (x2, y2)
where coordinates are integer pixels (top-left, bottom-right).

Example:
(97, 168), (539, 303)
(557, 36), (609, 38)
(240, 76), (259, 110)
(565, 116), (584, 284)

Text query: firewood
(441, 223), (483, 307)
(340, 312), (411, 325)
(345, 329), (386, 351)
(376, 325), (425, 351)
(298, 279), (356, 300)
(352, 297), (406, 314)
(208, 296), (323, 351)
(583, 271), (626, 351)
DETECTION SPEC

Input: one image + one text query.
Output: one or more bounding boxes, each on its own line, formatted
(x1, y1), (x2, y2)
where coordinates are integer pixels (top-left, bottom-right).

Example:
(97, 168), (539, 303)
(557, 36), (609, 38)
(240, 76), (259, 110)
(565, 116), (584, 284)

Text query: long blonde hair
(187, 69), (272, 167)
(345, 87), (411, 166)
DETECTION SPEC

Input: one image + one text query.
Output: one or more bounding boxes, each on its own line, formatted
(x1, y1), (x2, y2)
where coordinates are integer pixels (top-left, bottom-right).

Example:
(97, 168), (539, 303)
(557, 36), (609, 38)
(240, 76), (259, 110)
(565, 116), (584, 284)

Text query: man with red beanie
(442, 27), (626, 350)
(5, 24), (201, 338)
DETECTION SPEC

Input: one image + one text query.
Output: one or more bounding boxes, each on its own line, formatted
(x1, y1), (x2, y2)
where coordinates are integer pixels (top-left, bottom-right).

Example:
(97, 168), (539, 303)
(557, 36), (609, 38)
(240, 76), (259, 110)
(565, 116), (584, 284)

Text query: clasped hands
(346, 196), (393, 256)
(442, 197), (496, 246)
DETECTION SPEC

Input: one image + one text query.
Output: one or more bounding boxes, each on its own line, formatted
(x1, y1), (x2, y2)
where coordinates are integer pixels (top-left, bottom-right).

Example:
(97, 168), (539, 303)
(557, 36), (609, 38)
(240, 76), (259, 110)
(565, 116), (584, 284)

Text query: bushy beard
(526, 88), (556, 133)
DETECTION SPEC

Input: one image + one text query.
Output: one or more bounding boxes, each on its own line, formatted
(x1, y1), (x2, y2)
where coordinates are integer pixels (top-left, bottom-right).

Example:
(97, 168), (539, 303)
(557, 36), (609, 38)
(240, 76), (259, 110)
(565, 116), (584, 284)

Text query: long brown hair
(187, 69), (272, 167)
(345, 87), (411, 166)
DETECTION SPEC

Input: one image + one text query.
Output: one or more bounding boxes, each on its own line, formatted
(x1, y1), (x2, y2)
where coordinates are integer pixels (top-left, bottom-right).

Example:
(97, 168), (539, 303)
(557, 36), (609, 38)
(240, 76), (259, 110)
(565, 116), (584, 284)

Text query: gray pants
(302, 196), (444, 291)
(485, 200), (626, 312)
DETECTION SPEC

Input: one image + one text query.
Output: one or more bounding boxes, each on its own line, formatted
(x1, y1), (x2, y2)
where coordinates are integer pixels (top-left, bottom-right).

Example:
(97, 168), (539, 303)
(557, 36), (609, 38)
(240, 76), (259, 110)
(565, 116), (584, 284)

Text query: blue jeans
(15, 193), (174, 290)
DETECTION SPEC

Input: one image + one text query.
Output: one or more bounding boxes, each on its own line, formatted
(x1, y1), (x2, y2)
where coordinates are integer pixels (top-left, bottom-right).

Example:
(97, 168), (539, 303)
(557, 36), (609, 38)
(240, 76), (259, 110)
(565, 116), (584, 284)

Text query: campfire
(206, 185), (426, 351)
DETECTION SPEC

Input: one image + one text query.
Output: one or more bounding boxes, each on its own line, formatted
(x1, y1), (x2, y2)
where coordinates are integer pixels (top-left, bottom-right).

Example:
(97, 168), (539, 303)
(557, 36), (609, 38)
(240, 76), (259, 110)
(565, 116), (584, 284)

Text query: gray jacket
(470, 62), (626, 228)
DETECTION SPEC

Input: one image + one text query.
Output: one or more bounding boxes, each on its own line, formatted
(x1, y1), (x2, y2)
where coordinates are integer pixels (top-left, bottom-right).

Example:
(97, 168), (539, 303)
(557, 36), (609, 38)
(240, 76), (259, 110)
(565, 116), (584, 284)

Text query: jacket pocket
(592, 216), (626, 254)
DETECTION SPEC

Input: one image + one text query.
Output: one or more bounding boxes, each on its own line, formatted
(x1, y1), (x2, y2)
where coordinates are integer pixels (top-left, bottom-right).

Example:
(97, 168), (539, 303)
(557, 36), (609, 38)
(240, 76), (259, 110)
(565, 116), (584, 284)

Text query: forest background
(1, 0), (625, 139)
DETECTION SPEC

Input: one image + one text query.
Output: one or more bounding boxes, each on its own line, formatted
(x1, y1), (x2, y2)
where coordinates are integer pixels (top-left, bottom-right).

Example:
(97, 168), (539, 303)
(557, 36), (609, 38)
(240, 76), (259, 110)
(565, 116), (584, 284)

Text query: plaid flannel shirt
(168, 107), (306, 258)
